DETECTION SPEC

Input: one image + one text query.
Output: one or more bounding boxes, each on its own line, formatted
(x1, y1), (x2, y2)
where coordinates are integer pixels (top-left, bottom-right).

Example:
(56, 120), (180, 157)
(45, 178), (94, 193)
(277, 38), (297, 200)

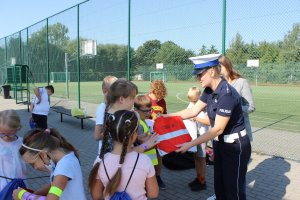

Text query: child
(94, 76), (118, 156)
(134, 94), (158, 166)
(147, 80), (167, 189)
(102, 79), (158, 155)
(13, 128), (86, 200)
(186, 87), (210, 191)
(30, 85), (54, 129)
(89, 110), (159, 200)
(0, 110), (26, 192)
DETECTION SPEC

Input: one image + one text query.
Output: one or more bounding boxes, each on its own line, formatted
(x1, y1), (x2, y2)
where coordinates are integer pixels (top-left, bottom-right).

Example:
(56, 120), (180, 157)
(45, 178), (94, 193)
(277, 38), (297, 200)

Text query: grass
(36, 81), (300, 133)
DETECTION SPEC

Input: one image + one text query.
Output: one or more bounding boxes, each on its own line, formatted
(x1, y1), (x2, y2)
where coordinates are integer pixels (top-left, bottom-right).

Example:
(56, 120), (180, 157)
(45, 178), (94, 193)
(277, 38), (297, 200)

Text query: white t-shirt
(95, 103), (106, 154)
(50, 152), (86, 200)
(187, 102), (209, 135)
(98, 151), (155, 200)
(0, 137), (27, 191)
(32, 87), (50, 116)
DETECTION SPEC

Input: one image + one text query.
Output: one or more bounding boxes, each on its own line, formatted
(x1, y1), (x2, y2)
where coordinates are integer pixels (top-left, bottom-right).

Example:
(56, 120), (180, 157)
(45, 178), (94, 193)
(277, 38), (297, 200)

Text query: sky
(0, 0), (85, 37)
(0, 0), (299, 53)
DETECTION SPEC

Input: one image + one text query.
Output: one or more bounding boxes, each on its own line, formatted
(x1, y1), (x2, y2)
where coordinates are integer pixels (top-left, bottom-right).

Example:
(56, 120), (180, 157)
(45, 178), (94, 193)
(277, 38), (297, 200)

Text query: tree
(208, 45), (219, 54)
(154, 41), (194, 65)
(226, 33), (247, 64)
(257, 41), (279, 64)
(199, 45), (207, 55)
(278, 23), (300, 64)
(135, 40), (161, 66)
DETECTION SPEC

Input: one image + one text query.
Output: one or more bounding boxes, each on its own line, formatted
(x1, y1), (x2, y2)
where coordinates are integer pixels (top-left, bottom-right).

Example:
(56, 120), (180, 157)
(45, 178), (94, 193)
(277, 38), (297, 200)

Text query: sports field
(46, 81), (300, 133)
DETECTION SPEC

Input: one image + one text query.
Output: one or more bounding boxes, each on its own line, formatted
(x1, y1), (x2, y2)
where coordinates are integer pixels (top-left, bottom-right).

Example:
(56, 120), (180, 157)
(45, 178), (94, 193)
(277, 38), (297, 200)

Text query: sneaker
(190, 181), (206, 192)
(156, 176), (166, 190)
(188, 178), (199, 187)
(207, 194), (216, 200)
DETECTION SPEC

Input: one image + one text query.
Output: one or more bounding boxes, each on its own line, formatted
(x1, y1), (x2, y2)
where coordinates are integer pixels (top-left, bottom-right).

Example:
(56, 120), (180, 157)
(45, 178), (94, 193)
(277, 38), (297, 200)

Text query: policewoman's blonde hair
(0, 109), (22, 130)
(187, 87), (201, 102)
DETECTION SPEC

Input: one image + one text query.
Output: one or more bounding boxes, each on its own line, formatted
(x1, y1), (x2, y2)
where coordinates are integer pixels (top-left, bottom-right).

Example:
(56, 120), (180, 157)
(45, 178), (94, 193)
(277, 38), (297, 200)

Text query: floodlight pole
(222, 0), (227, 55)
(127, 0), (131, 80)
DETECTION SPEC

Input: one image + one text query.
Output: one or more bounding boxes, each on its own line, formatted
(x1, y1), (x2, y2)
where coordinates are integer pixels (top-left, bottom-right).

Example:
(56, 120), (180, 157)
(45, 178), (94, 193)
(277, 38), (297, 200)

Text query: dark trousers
(213, 135), (251, 200)
(32, 113), (48, 129)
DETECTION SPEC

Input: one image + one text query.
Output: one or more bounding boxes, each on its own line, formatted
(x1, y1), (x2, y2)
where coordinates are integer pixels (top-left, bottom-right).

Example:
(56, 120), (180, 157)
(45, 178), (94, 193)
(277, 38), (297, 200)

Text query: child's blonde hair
(187, 87), (201, 102)
(134, 94), (152, 110)
(102, 75), (118, 89)
(0, 109), (22, 130)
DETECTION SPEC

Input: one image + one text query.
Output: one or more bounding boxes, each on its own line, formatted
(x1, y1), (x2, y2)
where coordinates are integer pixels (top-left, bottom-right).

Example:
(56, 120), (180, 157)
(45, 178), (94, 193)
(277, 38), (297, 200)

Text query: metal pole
(222, 0), (227, 55)
(77, 5), (81, 108)
(19, 32), (22, 64)
(46, 18), (50, 85)
(127, 0), (131, 80)
(65, 53), (69, 98)
(5, 37), (7, 83)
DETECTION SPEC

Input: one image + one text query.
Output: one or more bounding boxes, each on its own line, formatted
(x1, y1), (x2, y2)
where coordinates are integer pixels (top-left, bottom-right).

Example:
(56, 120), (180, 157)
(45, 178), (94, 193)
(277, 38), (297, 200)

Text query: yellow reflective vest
(140, 120), (158, 165)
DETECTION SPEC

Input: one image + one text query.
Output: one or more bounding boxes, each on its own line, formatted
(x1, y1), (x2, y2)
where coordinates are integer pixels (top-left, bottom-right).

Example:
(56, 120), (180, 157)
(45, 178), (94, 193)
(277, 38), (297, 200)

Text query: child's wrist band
(140, 143), (148, 151)
(21, 192), (31, 200)
(18, 189), (27, 200)
(48, 185), (63, 197)
(27, 194), (36, 200)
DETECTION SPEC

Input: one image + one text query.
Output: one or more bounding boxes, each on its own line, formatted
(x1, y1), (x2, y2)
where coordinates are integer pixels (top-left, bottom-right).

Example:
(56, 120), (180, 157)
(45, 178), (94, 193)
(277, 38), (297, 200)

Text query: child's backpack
(103, 153), (140, 200)
(0, 178), (26, 200)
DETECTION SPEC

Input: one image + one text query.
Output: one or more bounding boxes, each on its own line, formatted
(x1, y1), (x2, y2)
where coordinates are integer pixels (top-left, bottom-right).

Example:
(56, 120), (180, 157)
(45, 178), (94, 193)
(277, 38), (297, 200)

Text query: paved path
(1, 98), (300, 200)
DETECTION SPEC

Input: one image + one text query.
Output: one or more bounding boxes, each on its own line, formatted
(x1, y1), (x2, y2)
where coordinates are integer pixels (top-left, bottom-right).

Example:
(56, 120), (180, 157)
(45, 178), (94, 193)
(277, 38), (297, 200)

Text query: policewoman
(171, 54), (251, 200)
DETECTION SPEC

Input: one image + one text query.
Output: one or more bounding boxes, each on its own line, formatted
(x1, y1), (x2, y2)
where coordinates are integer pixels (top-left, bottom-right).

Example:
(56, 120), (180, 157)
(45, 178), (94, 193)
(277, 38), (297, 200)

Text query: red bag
(154, 116), (192, 156)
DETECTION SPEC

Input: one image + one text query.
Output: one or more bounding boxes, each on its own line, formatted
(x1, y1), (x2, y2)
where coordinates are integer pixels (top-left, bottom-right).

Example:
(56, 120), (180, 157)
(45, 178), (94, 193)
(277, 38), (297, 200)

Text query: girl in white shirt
(0, 110), (26, 192)
(13, 128), (86, 200)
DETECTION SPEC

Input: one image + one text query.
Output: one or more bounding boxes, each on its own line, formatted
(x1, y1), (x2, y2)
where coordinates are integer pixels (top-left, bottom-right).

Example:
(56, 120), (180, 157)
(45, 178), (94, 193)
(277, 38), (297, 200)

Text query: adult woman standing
(170, 54), (251, 200)
(219, 56), (255, 141)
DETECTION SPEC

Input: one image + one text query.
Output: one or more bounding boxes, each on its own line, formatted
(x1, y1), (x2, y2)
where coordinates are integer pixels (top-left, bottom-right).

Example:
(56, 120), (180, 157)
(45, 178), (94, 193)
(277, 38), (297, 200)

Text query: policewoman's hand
(175, 142), (193, 153)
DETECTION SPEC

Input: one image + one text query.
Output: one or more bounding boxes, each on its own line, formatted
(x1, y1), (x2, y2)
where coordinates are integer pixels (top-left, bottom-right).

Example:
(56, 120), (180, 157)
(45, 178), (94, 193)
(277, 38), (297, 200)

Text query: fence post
(222, 0), (227, 55)
(77, 4), (81, 108)
(127, 0), (131, 80)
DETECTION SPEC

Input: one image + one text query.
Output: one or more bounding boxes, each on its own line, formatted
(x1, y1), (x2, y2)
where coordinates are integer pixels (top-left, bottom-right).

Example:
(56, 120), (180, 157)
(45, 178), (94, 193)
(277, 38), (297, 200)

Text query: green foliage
(135, 40), (161, 66)
(154, 41), (194, 65)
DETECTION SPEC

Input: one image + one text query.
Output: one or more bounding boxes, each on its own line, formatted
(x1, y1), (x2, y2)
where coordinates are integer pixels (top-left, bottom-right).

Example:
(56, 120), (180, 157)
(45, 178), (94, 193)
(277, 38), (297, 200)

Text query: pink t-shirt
(98, 151), (155, 200)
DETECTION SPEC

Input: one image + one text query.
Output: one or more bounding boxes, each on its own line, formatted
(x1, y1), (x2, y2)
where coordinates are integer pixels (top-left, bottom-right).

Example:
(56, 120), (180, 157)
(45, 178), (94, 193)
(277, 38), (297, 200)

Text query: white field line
(176, 92), (189, 104)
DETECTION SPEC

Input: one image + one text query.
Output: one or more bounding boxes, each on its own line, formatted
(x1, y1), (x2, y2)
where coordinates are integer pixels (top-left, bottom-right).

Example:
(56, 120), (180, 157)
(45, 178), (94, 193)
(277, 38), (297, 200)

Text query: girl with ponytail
(89, 110), (159, 200)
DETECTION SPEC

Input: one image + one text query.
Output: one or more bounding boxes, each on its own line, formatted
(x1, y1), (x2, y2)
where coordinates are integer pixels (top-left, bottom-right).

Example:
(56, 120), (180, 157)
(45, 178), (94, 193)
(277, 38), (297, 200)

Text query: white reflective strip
(157, 149), (168, 156)
(236, 138), (242, 200)
(158, 129), (188, 142)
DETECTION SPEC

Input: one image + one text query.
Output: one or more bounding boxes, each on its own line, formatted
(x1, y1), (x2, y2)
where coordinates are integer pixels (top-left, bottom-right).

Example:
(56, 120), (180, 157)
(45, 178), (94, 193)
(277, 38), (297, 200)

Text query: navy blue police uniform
(200, 78), (251, 200)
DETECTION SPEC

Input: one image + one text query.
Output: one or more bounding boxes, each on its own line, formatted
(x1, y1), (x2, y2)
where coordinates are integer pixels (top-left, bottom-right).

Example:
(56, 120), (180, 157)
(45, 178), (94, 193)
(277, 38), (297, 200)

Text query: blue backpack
(103, 153), (140, 200)
(0, 178), (26, 200)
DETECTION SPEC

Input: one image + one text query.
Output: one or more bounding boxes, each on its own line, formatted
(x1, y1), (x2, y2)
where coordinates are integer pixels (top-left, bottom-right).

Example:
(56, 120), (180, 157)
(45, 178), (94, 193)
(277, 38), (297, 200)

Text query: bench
(52, 106), (93, 129)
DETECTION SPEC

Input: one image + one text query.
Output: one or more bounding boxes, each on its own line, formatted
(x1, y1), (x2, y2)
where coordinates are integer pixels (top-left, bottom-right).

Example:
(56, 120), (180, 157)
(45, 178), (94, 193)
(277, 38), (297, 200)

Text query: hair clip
(44, 128), (51, 134)
(125, 119), (131, 124)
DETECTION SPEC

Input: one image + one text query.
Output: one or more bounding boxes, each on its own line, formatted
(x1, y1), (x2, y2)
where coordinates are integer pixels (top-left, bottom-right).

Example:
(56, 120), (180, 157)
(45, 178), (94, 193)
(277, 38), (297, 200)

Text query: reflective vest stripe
(158, 129), (188, 142)
(140, 120), (158, 165)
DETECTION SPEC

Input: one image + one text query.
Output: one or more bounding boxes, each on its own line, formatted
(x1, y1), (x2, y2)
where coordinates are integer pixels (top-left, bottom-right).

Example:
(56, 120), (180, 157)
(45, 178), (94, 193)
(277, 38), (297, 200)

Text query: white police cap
(189, 54), (221, 75)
